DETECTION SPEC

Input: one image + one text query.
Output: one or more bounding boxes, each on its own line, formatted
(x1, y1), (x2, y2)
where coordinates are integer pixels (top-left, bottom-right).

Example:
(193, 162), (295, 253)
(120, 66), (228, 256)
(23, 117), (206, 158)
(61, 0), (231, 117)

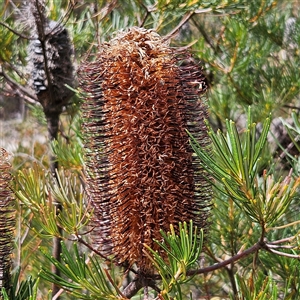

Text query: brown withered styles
(79, 27), (212, 274)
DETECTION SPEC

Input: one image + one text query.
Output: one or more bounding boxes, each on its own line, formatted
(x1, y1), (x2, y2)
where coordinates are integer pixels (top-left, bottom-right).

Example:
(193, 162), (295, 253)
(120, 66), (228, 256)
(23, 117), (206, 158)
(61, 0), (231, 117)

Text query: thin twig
(139, 3), (156, 27)
(174, 39), (198, 51)
(0, 68), (38, 103)
(52, 288), (64, 300)
(194, 8), (213, 14)
(249, 1), (277, 23)
(267, 244), (295, 249)
(267, 248), (300, 259)
(4, 62), (26, 79)
(104, 269), (127, 299)
(283, 104), (300, 111)
(187, 242), (262, 276)
(267, 235), (297, 245)
(279, 139), (299, 160)
(76, 234), (138, 275)
(162, 7), (215, 42)
(191, 17), (216, 51)
(91, 0), (118, 22)
(0, 21), (33, 40)
(268, 220), (300, 232)
(162, 11), (195, 42)
(49, 1), (75, 34)
(76, 235), (112, 262)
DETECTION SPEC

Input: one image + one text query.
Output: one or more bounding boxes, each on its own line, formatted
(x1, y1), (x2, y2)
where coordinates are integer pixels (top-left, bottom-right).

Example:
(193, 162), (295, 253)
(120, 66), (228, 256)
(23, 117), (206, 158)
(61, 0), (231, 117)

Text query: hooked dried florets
(79, 27), (212, 273)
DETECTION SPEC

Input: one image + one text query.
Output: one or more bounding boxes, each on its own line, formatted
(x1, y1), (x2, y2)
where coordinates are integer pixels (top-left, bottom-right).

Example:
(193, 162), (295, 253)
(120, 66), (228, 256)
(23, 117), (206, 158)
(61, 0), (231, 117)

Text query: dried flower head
(0, 148), (14, 290)
(79, 27), (212, 273)
(26, 0), (74, 117)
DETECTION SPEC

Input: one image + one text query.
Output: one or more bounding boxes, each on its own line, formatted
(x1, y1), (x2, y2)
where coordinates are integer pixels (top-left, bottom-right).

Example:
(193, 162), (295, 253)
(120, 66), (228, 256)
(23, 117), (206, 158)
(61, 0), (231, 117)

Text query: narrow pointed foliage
(0, 148), (14, 291)
(79, 27), (212, 273)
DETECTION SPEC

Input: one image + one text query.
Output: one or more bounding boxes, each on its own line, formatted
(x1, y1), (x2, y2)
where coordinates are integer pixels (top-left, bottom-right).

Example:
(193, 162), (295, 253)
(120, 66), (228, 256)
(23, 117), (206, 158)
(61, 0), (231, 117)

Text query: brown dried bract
(79, 27), (212, 273)
(0, 148), (14, 289)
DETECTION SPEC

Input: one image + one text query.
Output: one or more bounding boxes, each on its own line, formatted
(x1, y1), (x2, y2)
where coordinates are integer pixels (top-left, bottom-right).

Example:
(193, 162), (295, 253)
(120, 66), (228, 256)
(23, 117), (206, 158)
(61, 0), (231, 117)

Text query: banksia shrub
(0, 148), (14, 291)
(26, 0), (74, 119)
(79, 27), (211, 273)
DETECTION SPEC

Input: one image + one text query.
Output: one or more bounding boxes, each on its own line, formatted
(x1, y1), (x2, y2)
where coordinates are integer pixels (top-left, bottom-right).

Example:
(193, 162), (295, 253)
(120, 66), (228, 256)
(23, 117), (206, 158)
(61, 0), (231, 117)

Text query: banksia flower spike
(79, 27), (212, 274)
(0, 148), (14, 291)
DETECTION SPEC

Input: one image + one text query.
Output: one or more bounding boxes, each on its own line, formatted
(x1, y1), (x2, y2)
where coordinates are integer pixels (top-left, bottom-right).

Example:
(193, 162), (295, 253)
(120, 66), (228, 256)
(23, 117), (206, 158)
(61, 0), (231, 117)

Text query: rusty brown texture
(79, 27), (212, 273)
(0, 148), (14, 289)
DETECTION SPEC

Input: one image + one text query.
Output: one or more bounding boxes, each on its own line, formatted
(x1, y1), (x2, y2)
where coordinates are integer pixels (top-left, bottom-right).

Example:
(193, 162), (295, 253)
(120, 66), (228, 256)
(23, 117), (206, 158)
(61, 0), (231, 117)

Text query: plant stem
(46, 113), (62, 298)
(122, 273), (159, 299)
(187, 241), (263, 276)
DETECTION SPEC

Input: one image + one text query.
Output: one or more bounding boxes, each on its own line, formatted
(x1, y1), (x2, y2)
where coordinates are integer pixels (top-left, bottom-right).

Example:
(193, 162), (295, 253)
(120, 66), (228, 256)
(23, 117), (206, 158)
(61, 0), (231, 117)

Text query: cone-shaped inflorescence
(26, 0), (74, 137)
(0, 148), (14, 291)
(79, 27), (212, 273)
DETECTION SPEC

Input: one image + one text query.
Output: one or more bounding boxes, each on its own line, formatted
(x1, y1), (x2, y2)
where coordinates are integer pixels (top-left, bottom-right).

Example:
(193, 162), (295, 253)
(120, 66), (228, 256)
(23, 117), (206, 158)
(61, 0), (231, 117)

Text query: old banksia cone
(26, 0), (74, 139)
(79, 27), (212, 273)
(0, 149), (14, 291)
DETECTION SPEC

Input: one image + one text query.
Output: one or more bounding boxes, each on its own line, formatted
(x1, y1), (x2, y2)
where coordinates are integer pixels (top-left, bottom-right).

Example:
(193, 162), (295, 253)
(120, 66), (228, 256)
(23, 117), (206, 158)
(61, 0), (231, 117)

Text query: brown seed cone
(79, 27), (212, 273)
(26, 0), (75, 117)
(0, 148), (14, 290)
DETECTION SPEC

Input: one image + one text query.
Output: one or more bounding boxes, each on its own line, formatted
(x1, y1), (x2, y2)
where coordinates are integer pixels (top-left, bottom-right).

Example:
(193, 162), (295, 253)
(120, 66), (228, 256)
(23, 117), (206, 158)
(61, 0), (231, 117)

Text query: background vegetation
(0, 0), (299, 299)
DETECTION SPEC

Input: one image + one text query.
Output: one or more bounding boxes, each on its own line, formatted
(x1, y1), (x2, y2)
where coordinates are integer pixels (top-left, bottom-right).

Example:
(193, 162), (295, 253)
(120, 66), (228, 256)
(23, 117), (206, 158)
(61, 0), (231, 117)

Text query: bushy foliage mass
(0, 1), (299, 299)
